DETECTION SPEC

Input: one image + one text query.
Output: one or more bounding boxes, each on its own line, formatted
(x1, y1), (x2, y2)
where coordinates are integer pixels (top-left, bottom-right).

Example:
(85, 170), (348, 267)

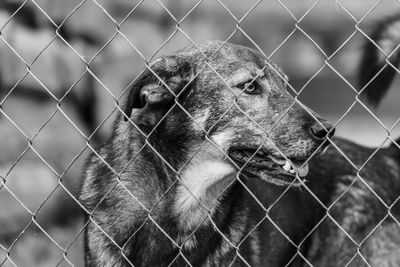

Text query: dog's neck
(138, 127), (243, 230)
(149, 134), (251, 243)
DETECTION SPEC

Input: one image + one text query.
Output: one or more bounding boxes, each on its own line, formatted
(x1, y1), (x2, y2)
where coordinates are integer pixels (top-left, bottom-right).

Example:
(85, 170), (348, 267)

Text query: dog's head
(123, 41), (334, 186)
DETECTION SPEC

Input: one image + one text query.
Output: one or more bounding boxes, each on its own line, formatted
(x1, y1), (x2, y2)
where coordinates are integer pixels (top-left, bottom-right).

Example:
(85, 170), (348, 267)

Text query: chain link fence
(1, 0), (400, 266)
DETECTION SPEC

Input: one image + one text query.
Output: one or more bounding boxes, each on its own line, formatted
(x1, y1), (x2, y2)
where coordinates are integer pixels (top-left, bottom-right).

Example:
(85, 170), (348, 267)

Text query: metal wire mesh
(0, 0), (400, 266)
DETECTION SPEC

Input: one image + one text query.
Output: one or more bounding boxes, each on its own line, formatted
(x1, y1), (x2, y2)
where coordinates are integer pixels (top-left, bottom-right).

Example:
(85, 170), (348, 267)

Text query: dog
(79, 39), (400, 266)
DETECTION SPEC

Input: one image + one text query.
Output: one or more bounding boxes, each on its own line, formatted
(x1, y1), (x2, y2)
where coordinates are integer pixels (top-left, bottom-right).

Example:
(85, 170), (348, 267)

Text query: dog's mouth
(228, 148), (309, 186)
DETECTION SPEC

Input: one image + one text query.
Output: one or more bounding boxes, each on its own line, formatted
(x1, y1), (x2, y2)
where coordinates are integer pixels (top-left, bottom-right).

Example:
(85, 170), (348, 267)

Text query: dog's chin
(228, 148), (310, 187)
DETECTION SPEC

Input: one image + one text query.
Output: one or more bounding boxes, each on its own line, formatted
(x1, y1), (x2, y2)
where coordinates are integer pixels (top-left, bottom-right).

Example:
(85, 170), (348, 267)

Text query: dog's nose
(310, 120), (335, 140)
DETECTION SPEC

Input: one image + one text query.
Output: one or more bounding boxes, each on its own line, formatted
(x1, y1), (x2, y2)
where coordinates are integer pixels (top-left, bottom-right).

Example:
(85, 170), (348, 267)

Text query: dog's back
(306, 15), (400, 266)
(306, 140), (400, 266)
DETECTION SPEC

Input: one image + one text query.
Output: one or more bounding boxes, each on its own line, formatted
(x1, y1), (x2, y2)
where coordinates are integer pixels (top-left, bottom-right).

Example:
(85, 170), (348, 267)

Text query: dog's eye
(237, 81), (261, 95)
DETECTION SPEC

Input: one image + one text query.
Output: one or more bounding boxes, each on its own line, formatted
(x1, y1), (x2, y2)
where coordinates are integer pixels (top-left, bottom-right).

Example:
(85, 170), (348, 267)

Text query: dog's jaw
(211, 129), (309, 186)
(229, 150), (310, 186)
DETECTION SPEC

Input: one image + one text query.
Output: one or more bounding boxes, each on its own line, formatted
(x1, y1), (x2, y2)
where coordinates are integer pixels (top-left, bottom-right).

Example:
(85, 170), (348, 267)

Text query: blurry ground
(1, 0), (400, 266)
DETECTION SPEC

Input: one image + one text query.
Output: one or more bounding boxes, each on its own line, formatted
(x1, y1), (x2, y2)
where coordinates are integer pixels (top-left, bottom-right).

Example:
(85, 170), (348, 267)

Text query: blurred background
(1, 0), (400, 266)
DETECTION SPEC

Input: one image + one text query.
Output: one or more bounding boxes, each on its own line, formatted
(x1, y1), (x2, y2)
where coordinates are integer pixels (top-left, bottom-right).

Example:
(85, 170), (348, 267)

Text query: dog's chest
(125, 181), (259, 266)
(127, 212), (251, 266)
(173, 159), (236, 231)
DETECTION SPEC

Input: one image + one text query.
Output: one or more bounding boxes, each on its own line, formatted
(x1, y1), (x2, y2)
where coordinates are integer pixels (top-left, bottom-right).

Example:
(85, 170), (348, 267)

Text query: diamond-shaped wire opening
(53, 0), (113, 47)
(3, 158), (59, 211)
(333, 101), (391, 147)
(3, 221), (69, 266)
(295, 1), (359, 55)
(296, 69), (355, 116)
(177, 1), (240, 42)
(1, 79), (59, 133)
(26, 111), (87, 170)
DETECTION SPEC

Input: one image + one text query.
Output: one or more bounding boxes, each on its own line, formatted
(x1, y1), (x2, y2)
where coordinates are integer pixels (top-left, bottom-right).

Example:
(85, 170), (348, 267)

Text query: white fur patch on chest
(177, 160), (235, 203)
(174, 159), (236, 230)
(173, 132), (237, 233)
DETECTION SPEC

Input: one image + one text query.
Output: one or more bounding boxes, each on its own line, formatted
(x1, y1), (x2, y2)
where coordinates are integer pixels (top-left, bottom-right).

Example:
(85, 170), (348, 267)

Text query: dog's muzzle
(228, 148), (309, 186)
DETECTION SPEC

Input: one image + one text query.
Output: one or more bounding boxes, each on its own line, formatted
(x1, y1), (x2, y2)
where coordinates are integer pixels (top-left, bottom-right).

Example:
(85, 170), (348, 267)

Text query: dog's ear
(123, 56), (194, 124)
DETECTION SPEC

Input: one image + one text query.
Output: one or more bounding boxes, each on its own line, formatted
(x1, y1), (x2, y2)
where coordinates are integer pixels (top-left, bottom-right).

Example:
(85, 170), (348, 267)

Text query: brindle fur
(79, 40), (400, 266)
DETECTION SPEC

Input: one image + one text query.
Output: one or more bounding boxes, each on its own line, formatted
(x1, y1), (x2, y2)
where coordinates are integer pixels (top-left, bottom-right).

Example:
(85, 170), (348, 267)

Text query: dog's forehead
(178, 41), (287, 79)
